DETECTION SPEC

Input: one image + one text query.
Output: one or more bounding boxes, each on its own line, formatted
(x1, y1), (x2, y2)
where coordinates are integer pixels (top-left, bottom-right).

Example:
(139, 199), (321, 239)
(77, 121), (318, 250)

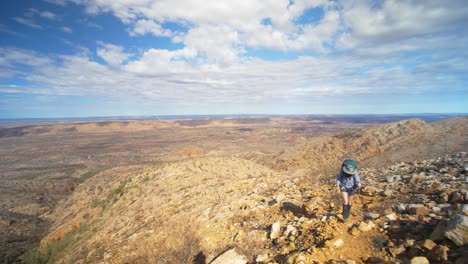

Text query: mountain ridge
(23, 117), (468, 263)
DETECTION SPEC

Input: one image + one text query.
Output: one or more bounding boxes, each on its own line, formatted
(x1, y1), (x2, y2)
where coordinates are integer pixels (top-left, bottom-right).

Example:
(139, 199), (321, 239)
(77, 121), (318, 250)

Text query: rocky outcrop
(267, 117), (468, 177)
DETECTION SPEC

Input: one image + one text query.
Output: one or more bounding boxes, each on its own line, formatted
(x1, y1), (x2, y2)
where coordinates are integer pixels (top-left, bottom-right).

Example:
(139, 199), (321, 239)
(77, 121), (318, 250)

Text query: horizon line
(1, 113), (466, 122)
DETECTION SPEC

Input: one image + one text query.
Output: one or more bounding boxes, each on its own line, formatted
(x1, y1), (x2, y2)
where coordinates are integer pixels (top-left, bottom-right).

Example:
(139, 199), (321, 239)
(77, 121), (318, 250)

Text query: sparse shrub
(95, 248), (104, 259)
(22, 222), (90, 264)
(22, 248), (49, 264)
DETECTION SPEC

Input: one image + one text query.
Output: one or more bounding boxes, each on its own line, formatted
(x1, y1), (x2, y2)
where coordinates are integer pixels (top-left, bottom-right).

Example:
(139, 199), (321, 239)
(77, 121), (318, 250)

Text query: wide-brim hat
(343, 164), (357, 174)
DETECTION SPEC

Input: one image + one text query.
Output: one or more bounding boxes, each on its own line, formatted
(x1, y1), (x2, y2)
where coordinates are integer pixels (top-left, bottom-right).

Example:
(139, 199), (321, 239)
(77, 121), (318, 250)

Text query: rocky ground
(213, 152), (468, 264)
(33, 152), (467, 264)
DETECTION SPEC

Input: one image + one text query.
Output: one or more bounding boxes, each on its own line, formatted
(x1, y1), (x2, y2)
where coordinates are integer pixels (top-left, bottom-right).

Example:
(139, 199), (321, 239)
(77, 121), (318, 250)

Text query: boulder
(444, 214), (468, 246)
(210, 249), (247, 264)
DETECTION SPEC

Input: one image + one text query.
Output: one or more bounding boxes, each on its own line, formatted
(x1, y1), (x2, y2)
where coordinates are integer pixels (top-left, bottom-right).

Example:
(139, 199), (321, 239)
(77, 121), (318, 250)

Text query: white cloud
(13, 17), (43, 29)
(340, 0), (468, 46)
(130, 19), (172, 37)
(68, 0), (337, 63)
(2, 1), (467, 113)
(60, 26), (72, 33)
(182, 25), (243, 65)
(96, 42), (131, 66)
(40, 11), (58, 20)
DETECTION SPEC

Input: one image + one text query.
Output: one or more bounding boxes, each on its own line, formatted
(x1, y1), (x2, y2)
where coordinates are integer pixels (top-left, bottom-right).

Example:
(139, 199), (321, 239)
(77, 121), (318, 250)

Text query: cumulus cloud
(68, 0), (339, 62)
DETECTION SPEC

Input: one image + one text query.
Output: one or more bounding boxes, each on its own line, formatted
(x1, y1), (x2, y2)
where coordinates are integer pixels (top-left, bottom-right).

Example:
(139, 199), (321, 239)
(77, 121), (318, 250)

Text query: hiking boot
(343, 204), (350, 220)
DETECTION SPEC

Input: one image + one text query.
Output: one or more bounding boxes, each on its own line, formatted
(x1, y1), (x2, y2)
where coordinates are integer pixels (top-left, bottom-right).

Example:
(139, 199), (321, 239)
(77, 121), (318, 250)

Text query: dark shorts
(340, 186), (355, 195)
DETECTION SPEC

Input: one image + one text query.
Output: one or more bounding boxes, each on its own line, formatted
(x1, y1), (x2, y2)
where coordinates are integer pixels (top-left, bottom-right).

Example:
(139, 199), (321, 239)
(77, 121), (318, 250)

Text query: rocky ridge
(33, 152), (467, 263)
(267, 117), (467, 177)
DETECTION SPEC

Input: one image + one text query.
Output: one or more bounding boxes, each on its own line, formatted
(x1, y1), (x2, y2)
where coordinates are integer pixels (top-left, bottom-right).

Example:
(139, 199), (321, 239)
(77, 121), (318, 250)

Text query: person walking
(336, 159), (361, 221)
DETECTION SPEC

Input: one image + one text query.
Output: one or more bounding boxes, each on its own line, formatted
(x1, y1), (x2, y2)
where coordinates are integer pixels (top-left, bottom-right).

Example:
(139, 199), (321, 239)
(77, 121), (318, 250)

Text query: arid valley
(1, 115), (467, 263)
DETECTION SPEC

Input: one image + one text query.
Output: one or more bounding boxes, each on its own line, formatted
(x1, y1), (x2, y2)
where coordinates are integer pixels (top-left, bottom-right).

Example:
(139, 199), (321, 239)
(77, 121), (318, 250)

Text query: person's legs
(341, 191), (349, 205)
(341, 191), (350, 220)
(347, 194), (354, 217)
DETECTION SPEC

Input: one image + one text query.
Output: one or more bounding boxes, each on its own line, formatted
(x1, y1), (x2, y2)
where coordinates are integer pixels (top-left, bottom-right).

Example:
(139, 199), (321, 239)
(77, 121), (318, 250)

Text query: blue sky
(0, 0), (467, 118)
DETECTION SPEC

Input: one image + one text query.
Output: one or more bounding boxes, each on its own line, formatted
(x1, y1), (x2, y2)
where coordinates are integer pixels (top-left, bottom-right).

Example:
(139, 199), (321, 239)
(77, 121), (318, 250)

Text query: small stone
(432, 206), (441, 214)
(284, 225), (297, 237)
(383, 190), (393, 197)
(386, 175), (401, 183)
(388, 245), (406, 257)
(350, 227), (361, 236)
(444, 214), (468, 246)
(403, 239), (415, 248)
(396, 204), (407, 213)
(325, 237), (344, 248)
(385, 213), (397, 221)
(270, 221), (281, 239)
(421, 239), (436, 250)
(364, 212), (380, 220)
(211, 249), (248, 264)
(410, 256), (429, 264)
(408, 204), (429, 215)
(358, 221), (374, 232)
(255, 254), (269, 262)
(428, 245), (449, 262)
(285, 252), (300, 264)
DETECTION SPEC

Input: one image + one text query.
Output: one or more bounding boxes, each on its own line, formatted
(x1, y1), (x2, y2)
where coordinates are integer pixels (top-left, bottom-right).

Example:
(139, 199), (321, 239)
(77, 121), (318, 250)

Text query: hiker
(336, 159), (361, 221)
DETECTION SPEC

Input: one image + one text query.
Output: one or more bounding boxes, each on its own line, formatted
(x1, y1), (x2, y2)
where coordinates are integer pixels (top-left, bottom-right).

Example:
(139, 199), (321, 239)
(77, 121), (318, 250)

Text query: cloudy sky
(0, 0), (467, 118)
